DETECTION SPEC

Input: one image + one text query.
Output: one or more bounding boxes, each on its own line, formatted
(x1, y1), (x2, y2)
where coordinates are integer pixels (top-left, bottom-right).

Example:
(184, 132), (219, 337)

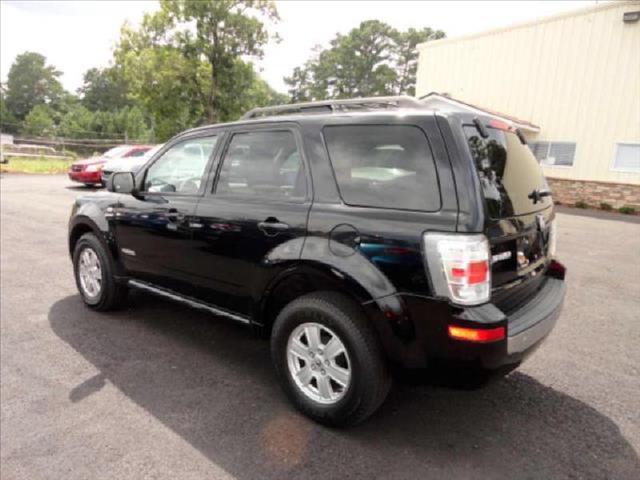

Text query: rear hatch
(463, 120), (555, 312)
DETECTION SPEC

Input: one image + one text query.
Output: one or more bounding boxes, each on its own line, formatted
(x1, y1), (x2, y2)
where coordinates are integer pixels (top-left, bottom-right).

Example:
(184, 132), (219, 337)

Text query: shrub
(574, 200), (589, 209)
(599, 202), (613, 211)
(618, 206), (636, 215)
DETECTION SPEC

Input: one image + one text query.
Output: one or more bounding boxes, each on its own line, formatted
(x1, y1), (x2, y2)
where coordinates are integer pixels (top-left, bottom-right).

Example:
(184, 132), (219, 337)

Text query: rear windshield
(323, 125), (441, 211)
(464, 126), (551, 218)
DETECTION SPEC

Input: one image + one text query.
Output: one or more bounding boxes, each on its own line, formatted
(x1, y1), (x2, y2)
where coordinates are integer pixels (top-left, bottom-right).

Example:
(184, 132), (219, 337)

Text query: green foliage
(79, 67), (132, 112)
(115, 0), (280, 140)
(0, 90), (19, 133)
(618, 206), (636, 215)
(574, 200), (589, 209)
(599, 202), (613, 211)
(285, 21), (445, 101)
(5, 52), (64, 121)
(23, 105), (56, 137)
(58, 104), (152, 141)
(57, 104), (94, 138)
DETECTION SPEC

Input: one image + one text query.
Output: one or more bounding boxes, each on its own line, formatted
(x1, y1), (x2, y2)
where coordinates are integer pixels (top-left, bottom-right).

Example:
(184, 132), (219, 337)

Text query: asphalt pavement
(1, 174), (639, 479)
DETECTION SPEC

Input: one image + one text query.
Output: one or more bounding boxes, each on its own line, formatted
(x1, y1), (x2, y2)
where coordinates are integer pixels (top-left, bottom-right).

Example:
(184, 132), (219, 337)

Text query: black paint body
(68, 110), (566, 370)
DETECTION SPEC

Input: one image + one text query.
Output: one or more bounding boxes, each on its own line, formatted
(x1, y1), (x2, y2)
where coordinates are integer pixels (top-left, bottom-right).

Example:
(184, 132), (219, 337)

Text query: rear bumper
(68, 170), (101, 184)
(367, 264), (566, 370)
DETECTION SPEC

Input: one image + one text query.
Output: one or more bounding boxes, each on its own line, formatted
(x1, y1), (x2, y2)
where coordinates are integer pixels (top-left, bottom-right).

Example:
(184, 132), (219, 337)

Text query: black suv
(68, 96), (566, 426)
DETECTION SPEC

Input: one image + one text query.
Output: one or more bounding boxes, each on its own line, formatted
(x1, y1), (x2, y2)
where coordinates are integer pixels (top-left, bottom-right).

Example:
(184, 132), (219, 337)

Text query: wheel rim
(286, 322), (351, 405)
(78, 247), (102, 299)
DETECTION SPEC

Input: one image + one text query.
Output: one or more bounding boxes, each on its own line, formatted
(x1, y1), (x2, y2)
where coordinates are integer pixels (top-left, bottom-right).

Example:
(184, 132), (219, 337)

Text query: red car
(68, 145), (153, 186)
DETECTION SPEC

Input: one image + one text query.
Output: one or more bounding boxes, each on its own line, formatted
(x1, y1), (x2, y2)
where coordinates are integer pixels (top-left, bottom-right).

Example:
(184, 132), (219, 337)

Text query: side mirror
(108, 171), (136, 194)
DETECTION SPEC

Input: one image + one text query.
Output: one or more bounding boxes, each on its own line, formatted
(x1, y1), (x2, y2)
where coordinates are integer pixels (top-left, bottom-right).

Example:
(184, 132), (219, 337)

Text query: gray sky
(1, 0), (601, 94)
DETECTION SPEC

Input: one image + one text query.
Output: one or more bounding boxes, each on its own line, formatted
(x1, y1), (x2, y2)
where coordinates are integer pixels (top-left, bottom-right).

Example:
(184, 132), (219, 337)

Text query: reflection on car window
(128, 149), (148, 157)
(323, 125), (440, 211)
(216, 131), (305, 200)
(144, 137), (217, 194)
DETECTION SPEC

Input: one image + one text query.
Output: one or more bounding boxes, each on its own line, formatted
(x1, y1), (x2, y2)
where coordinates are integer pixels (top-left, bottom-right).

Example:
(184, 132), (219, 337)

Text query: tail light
(423, 233), (491, 306)
(547, 219), (557, 257)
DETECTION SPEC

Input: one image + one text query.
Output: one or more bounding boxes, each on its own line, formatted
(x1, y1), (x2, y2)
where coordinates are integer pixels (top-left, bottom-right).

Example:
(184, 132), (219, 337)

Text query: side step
(128, 280), (251, 325)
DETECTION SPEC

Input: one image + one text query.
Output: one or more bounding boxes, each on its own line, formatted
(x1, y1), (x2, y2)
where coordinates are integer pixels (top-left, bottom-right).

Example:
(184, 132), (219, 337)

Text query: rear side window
(323, 125), (441, 211)
(216, 130), (306, 201)
(464, 126), (551, 218)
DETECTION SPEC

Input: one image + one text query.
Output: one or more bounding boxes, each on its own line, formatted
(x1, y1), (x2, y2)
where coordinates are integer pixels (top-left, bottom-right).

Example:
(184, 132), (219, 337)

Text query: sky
(1, 0), (602, 94)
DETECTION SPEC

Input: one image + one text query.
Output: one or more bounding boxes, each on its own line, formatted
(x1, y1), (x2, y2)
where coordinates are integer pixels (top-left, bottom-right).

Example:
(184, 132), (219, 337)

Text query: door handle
(166, 209), (184, 222)
(258, 218), (290, 236)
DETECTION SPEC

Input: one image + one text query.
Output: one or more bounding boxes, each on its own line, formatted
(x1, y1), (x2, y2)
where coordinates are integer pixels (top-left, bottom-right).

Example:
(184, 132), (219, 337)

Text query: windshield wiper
(528, 188), (552, 204)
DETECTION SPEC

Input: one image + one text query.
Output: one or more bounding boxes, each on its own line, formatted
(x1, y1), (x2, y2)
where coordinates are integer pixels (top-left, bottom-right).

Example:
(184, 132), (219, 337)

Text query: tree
(78, 67), (131, 112)
(285, 21), (445, 101)
(391, 27), (445, 96)
(115, 0), (280, 139)
(1, 86), (19, 133)
(23, 104), (56, 137)
(5, 52), (64, 121)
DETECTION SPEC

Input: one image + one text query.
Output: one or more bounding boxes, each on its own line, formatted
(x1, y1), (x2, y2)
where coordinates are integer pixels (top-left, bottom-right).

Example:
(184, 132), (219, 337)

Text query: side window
(144, 136), (217, 194)
(216, 130), (306, 201)
(323, 125), (441, 211)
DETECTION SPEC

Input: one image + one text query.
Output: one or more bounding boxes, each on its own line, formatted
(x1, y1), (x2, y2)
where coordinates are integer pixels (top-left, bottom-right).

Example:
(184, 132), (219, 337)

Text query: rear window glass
(323, 125), (440, 211)
(464, 126), (551, 218)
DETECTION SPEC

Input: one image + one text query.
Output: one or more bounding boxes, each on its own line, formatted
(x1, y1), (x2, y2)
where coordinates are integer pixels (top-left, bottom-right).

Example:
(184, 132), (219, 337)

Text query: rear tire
(73, 232), (127, 311)
(271, 291), (391, 427)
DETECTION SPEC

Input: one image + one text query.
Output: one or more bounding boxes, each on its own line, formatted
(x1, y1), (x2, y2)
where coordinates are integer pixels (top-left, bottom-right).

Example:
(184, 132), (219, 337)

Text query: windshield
(464, 126), (551, 218)
(140, 144), (164, 161)
(103, 146), (130, 159)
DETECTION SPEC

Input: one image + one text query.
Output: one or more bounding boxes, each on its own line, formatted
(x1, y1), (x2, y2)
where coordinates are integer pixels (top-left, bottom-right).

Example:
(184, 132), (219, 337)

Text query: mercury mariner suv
(68, 96), (566, 426)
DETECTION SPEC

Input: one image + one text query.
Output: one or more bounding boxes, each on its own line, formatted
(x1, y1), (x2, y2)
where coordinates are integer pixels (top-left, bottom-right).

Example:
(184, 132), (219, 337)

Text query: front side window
(144, 136), (217, 194)
(323, 125), (441, 211)
(215, 130), (306, 201)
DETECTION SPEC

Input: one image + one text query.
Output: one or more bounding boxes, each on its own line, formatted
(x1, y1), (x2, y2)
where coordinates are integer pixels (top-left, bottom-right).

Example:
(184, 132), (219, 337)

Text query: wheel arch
(68, 213), (124, 278)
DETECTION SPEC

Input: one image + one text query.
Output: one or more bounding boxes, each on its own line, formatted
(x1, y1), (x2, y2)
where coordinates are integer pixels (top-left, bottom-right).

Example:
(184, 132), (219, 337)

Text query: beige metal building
(416, 1), (640, 208)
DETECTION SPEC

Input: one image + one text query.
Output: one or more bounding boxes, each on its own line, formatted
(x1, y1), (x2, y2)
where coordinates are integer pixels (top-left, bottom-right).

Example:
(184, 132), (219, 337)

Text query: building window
(612, 143), (640, 173)
(530, 141), (576, 167)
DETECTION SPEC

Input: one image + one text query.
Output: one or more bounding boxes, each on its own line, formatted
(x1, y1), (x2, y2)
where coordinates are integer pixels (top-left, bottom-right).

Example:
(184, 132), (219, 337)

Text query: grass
(574, 200), (589, 209)
(0, 156), (74, 174)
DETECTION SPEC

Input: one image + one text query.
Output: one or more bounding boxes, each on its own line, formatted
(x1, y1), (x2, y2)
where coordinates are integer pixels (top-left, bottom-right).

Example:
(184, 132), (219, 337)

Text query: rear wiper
(528, 188), (552, 204)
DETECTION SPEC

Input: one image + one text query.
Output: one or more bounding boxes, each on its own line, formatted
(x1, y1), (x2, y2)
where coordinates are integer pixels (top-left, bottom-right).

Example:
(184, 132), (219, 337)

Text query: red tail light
(423, 233), (491, 305)
(448, 325), (505, 343)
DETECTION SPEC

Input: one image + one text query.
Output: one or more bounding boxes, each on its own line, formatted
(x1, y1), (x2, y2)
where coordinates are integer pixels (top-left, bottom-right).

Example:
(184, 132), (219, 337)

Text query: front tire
(271, 291), (391, 427)
(73, 232), (127, 311)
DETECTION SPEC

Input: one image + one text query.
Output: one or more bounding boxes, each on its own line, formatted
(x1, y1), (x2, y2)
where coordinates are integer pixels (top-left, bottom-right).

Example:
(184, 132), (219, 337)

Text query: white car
(101, 144), (164, 185)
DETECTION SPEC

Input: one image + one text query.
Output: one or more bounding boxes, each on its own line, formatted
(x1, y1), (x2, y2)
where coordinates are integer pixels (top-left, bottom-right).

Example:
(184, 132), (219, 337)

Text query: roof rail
(241, 96), (423, 120)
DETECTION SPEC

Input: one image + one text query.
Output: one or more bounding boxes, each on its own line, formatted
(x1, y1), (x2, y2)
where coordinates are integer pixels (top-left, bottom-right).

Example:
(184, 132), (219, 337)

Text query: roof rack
(241, 96), (424, 120)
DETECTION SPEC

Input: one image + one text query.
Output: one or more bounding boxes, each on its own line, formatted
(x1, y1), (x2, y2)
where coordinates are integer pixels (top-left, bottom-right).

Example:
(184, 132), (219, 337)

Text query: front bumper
(68, 170), (102, 184)
(367, 265), (566, 370)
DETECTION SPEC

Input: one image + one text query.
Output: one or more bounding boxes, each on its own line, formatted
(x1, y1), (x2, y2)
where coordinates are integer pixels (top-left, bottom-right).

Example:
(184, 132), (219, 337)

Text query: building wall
(416, 1), (640, 186)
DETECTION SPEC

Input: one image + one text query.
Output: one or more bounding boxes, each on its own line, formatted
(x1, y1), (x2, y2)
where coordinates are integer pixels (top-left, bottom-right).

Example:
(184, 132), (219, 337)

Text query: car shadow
(49, 294), (640, 480)
(65, 185), (102, 191)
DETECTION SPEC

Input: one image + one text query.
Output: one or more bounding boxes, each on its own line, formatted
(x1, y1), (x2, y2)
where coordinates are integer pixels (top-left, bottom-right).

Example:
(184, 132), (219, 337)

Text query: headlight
(86, 163), (104, 172)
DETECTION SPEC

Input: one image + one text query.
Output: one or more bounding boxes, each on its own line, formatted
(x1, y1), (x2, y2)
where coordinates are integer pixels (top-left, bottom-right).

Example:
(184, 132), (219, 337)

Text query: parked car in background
(101, 144), (164, 186)
(68, 96), (566, 426)
(68, 145), (153, 187)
